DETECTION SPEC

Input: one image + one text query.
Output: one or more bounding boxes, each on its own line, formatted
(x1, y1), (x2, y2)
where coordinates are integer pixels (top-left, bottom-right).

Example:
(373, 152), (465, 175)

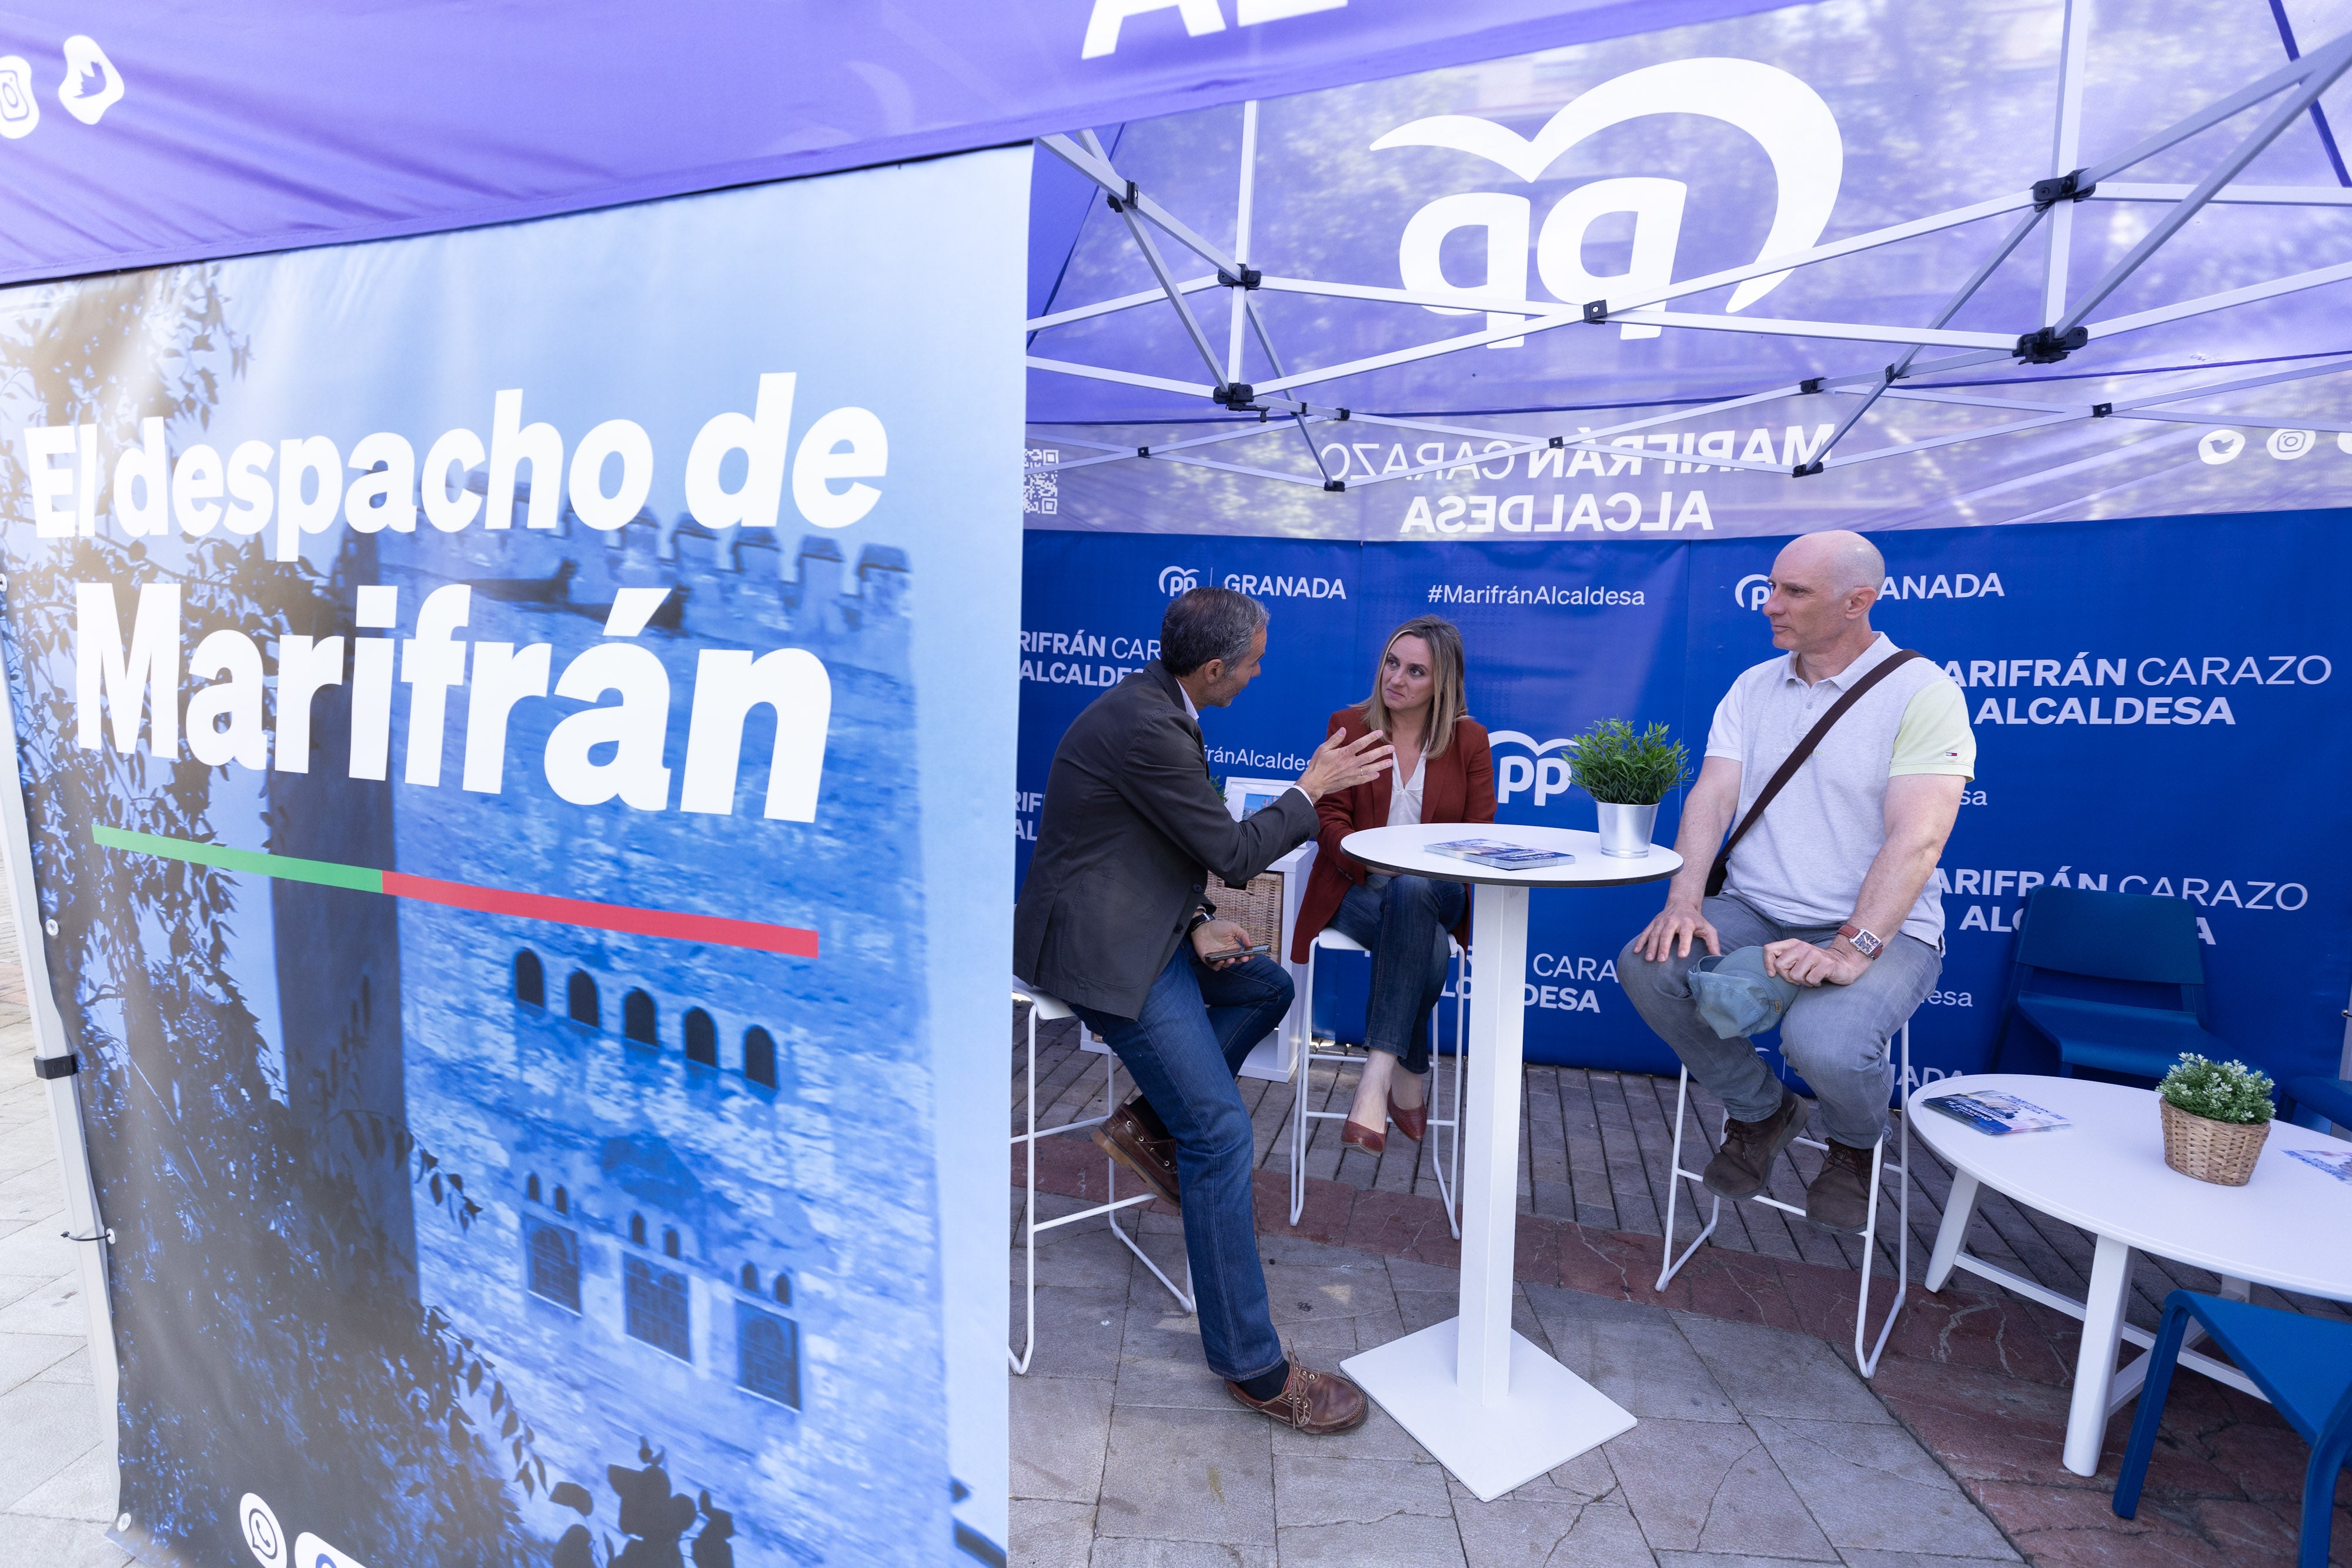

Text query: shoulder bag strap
(1705, 650), (1925, 897)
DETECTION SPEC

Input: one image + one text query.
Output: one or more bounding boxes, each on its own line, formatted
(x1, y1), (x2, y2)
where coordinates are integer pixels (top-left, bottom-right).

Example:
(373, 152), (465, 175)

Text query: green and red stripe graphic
(91, 825), (818, 958)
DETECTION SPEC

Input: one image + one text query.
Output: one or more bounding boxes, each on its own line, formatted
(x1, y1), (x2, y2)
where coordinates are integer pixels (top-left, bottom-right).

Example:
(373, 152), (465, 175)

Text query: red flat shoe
(1387, 1092), (1428, 1143)
(1339, 1118), (1385, 1155)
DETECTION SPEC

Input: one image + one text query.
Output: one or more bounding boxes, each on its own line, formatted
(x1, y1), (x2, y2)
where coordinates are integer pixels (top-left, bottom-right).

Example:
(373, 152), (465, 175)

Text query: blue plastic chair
(1992, 885), (2225, 1081)
(2280, 1075), (2352, 1135)
(2113, 1290), (2352, 1567)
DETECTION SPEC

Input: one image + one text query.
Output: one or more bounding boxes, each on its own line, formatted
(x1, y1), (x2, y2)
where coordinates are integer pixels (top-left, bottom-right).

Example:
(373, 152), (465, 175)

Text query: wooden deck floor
(1014, 1012), (2350, 1335)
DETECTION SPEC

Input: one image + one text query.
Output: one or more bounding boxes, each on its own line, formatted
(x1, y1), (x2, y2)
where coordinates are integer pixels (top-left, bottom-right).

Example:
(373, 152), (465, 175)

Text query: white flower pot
(1595, 801), (1659, 858)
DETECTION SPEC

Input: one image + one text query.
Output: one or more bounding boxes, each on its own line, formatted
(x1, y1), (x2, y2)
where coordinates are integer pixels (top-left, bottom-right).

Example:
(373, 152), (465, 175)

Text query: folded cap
(1689, 945), (1804, 1039)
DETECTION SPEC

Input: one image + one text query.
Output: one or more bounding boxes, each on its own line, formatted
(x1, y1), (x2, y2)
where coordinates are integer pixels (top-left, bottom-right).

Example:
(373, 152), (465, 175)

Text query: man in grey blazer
(1015, 586), (1391, 1433)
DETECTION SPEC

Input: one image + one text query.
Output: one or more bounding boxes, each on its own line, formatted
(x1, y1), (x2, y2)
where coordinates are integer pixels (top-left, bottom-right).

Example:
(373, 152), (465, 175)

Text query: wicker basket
(2159, 1098), (2270, 1186)
(1217, 871), (1287, 956)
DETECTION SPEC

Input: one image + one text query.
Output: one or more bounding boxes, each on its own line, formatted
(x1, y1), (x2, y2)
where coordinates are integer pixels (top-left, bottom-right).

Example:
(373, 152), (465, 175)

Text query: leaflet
(1922, 1090), (2072, 1136)
(2286, 1148), (2352, 1186)
(1426, 837), (1575, 870)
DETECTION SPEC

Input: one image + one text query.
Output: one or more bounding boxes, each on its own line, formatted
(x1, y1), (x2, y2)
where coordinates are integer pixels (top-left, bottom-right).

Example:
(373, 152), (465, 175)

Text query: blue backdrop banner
(1, 151), (1027, 1566)
(1018, 511), (2352, 1094)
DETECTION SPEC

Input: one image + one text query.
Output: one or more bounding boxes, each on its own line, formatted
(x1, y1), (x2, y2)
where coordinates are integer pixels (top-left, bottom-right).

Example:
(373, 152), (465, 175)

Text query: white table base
(1342, 1319), (1636, 1501)
(1339, 882), (1637, 1499)
(1924, 1171), (2261, 1476)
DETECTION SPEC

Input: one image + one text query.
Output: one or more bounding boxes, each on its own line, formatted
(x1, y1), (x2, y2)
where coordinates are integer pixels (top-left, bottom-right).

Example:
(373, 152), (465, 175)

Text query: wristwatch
(1837, 922), (1883, 959)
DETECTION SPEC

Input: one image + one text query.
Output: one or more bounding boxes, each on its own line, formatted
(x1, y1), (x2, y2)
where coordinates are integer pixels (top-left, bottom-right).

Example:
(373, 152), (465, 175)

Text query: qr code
(1024, 448), (1060, 516)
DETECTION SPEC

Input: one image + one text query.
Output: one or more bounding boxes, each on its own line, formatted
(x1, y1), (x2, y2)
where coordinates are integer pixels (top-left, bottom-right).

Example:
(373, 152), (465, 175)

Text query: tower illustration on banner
(270, 500), (942, 1565)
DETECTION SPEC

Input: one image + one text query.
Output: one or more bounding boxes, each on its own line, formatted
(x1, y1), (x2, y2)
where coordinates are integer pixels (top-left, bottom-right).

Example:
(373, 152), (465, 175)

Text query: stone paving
(1014, 1014), (2352, 1566)
(0, 901), (125, 1565)
(1013, 1189), (2025, 1568)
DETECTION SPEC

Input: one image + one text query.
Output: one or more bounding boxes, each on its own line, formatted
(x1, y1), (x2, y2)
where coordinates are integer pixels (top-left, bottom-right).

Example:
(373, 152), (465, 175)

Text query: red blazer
(1291, 707), (1495, 963)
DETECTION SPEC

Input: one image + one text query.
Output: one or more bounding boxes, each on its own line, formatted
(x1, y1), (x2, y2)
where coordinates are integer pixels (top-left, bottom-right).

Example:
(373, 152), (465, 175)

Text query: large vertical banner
(0, 151), (1025, 1567)
(1018, 514), (2352, 1088)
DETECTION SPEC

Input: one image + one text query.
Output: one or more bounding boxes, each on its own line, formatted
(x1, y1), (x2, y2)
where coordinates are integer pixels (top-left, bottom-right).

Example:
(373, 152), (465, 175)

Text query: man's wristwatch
(1837, 922), (1883, 959)
(1186, 910), (1214, 937)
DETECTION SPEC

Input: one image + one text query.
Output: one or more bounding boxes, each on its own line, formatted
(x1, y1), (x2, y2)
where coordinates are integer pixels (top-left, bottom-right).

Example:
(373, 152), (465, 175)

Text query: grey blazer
(1014, 661), (1318, 1018)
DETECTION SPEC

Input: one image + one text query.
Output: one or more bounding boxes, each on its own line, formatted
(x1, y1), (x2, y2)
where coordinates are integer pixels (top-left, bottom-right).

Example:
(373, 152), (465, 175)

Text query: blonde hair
(1357, 616), (1468, 758)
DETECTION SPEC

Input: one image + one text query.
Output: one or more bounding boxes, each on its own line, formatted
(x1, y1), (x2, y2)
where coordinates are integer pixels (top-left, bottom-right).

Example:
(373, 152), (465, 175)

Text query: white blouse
(1386, 751), (1427, 828)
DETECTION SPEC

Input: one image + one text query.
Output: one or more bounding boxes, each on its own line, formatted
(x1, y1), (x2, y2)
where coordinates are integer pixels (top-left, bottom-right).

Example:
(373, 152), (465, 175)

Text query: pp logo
(239, 1494), (287, 1568)
(2266, 429), (2315, 460)
(1488, 730), (1576, 807)
(1158, 566), (1201, 595)
(1375, 58), (1840, 343)
(1733, 573), (1772, 611)
(0, 56), (38, 139)
(58, 37), (124, 126)
(2198, 429), (2244, 465)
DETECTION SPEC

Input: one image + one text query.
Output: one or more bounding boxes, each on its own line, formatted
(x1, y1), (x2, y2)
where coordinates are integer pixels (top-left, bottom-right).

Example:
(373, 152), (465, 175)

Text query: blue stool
(2113, 1289), (2352, 1567)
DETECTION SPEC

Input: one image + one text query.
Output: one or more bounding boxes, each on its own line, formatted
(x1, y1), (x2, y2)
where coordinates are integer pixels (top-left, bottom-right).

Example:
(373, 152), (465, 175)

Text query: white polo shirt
(1705, 633), (1974, 945)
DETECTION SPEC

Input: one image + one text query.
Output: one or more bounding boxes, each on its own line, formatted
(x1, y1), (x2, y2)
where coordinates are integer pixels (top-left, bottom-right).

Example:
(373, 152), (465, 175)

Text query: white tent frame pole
(1038, 132), (1242, 275)
(1080, 129), (1232, 388)
(1229, 101), (1259, 383)
(1823, 410), (2084, 470)
(2090, 181), (2352, 207)
(2116, 410), (2352, 433)
(2078, 35), (2344, 185)
(1029, 276), (1217, 334)
(1026, 21), (2352, 496)
(2112, 353), (2352, 408)
(0, 679), (119, 1442)
(1026, 356), (1214, 397)
(2056, 32), (2352, 335)
(1035, 414), (1342, 472)
(2042, 0), (2094, 325)
(1153, 450), (1340, 486)
(1808, 203), (2053, 467)
(2086, 256), (2352, 337)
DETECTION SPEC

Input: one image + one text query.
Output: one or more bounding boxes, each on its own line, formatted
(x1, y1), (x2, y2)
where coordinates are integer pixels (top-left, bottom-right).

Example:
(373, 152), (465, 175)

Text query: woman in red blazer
(1291, 616), (1494, 1152)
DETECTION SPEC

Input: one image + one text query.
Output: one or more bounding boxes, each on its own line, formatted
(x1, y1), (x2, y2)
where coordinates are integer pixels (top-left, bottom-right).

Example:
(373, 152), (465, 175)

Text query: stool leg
(1445, 953), (1465, 1239)
(1291, 944), (1315, 1226)
(1657, 1068), (1720, 1290)
(1010, 1002), (1038, 1375)
(1855, 1024), (1912, 1379)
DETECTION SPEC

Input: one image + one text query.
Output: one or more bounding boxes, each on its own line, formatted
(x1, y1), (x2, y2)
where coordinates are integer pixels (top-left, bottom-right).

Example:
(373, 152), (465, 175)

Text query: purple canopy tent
(1020, 1), (2352, 536)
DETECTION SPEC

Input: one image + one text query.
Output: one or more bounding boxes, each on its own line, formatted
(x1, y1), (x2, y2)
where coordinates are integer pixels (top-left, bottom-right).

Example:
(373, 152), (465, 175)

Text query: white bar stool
(1288, 928), (1465, 1238)
(1011, 982), (1193, 1376)
(1656, 1022), (1912, 1378)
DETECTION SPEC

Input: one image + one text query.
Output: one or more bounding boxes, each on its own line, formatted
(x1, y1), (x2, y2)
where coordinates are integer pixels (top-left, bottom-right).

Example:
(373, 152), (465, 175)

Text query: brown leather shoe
(1091, 1101), (1180, 1209)
(1388, 1082), (1428, 1142)
(1339, 1118), (1385, 1154)
(1701, 1085), (1810, 1200)
(1226, 1362), (1369, 1435)
(1805, 1139), (1876, 1233)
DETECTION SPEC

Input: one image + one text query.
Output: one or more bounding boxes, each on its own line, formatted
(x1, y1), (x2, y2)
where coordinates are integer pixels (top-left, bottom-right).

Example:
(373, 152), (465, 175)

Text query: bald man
(1620, 531), (1973, 1231)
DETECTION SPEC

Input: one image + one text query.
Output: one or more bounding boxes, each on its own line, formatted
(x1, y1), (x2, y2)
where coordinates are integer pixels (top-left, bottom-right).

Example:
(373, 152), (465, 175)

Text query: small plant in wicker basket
(1567, 720), (1692, 805)
(2156, 1054), (2275, 1186)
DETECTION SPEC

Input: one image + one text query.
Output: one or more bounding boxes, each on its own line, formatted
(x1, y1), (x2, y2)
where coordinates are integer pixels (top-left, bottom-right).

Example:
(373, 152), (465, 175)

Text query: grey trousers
(1617, 894), (1940, 1149)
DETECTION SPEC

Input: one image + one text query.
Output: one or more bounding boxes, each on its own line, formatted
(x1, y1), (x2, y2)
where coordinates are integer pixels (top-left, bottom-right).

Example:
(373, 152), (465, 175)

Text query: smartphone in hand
(1203, 942), (1271, 962)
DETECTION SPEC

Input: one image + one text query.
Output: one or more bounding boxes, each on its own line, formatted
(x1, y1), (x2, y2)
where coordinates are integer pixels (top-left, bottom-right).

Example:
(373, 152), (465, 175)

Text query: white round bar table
(1913, 1072), (2352, 1476)
(1335, 823), (1680, 1500)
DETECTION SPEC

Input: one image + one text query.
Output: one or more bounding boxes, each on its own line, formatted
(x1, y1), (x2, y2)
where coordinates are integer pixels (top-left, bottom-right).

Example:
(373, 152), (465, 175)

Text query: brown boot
(1805, 1140), (1876, 1233)
(1701, 1085), (1810, 1200)
(1226, 1362), (1369, 1435)
(1091, 1101), (1181, 1209)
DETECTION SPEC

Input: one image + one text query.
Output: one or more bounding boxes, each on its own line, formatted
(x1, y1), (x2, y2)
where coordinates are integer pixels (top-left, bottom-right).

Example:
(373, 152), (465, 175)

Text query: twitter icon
(58, 36), (123, 126)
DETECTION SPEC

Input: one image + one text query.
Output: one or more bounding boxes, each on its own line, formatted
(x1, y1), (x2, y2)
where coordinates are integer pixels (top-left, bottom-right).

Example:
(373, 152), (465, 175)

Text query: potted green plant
(1566, 719), (1692, 858)
(2156, 1053), (2275, 1186)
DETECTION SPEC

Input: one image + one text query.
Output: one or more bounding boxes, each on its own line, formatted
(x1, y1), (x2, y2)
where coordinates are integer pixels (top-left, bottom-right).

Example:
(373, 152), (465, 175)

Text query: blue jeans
(1325, 875), (1464, 1076)
(1618, 894), (1940, 1148)
(1071, 947), (1293, 1383)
